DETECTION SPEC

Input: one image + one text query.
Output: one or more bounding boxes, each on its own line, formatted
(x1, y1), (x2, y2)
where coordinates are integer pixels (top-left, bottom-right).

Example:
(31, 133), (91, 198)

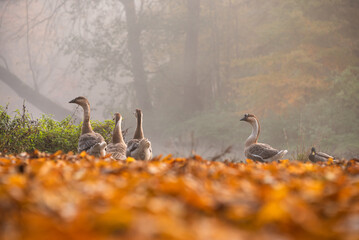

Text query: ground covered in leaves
(0, 151), (359, 240)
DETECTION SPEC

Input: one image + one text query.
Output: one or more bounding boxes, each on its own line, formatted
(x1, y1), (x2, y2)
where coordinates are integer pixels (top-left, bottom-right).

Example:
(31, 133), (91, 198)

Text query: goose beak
(69, 99), (76, 104)
(240, 117), (246, 121)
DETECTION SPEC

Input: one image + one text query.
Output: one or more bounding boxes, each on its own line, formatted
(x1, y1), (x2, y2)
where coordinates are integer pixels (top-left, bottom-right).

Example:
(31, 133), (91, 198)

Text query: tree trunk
(209, 0), (221, 102)
(120, 0), (152, 111)
(183, 0), (202, 113)
(0, 65), (71, 120)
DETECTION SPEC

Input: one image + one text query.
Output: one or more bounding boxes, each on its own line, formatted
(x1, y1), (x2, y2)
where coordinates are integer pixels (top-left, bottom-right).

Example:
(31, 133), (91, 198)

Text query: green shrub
(0, 105), (115, 154)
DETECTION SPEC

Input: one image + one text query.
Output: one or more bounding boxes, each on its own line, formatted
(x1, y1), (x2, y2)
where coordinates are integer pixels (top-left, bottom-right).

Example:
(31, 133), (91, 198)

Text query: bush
(0, 105), (115, 154)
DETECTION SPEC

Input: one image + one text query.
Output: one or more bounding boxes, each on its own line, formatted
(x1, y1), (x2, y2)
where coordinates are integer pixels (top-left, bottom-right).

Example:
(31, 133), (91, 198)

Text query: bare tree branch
(29, 0), (67, 33)
(7, 0), (67, 41)
(0, 65), (71, 120)
(0, 54), (9, 69)
(0, 0), (11, 27)
(25, 0), (39, 92)
(210, 146), (232, 161)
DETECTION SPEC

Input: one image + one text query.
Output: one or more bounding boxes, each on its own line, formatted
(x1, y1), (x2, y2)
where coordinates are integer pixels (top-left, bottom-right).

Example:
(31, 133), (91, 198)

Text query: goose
(240, 113), (287, 162)
(69, 96), (107, 157)
(107, 113), (127, 160)
(308, 147), (334, 163)
(126, 109), (152, 161)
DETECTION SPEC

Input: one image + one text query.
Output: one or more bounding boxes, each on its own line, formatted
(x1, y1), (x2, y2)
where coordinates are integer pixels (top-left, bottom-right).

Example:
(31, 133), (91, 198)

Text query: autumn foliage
(1, 151), (359, 240)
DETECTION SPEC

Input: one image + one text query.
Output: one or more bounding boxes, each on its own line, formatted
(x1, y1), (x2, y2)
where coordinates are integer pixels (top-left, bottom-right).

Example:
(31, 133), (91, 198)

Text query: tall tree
(63, 0), (153, 112)
(183, 0), (201, 113)
(120, 0), (152, 111)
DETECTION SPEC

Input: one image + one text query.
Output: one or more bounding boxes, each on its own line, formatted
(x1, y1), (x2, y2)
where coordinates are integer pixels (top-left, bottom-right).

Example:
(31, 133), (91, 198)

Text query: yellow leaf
(279, 159), (290, 165)
(33, 149), (40, 156)
(269, 184), (289, 201)
(7, 174), (26, 188)
(50, 150), (62, 158)
(258, 201), (289, 224)
(246, 159), (254, 164)
(160, 154), (172, 162)
(79, 151), (87, 157)
(126, 157), (136, 163)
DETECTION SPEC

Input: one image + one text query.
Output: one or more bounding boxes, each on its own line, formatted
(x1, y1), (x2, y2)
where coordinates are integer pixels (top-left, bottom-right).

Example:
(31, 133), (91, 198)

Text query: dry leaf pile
(0, 151), (359, 240)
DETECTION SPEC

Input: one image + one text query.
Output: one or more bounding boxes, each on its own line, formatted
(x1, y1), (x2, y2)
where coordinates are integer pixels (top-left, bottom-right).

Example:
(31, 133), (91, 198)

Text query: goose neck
(112, 119), (124, 143)
(133, 115), (144, 139)
(245, 118), (260, 148)
(81, 103), (93, 134)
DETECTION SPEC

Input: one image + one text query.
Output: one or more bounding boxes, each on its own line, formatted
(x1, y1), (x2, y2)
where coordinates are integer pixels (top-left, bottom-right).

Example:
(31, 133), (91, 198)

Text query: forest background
(0, 0), (358, 159)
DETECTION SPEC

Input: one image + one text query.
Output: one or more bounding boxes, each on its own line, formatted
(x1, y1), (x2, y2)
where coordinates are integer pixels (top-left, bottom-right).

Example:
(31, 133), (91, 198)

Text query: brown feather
(78, 132), (105, 153)
(107, 142), (127, 160)
(246, 143), (279, 160)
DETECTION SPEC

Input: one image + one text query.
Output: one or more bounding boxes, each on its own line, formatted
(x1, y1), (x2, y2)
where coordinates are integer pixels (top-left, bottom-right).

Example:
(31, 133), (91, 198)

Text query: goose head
(309, 147), (317, 162)
(69, 96), (89, 107)
(310, 147), (316, 155)
(241, 113), (260, 147)
(134, 109), (143, 119)
(240, 113), (257, 123)
(113, 113), (122, 123)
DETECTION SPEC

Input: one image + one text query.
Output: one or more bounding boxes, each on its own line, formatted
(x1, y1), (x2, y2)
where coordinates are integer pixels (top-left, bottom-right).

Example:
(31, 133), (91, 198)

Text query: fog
(1, 0), (358, 159)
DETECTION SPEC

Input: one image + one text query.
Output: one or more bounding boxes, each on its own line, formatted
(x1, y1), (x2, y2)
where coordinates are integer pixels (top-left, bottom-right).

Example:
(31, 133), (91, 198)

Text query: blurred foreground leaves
(0, 152), (359, 240)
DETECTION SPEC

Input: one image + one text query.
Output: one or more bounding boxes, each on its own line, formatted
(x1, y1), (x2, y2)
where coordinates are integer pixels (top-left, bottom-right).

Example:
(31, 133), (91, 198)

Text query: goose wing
(315, 155), (328, 162)
(138, 138), (152, 160)
(108, 142), (127, 160)
(87, 142), (107, 157)
(247, 143), (279, 161)
(126, 139), (140, 157)
(126, 138), (152, 160)
(78, 132), (105, 153)
(317, 151), (333, 159)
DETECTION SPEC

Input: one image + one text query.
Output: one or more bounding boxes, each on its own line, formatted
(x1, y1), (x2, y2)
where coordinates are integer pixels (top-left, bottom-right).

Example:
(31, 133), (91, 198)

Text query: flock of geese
(69, 96), (334, 163)
(69, 96), (152, 161)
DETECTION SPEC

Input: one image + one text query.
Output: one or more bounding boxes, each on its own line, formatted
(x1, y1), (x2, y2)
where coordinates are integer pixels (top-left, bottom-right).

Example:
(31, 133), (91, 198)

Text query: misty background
(0, 0), (358, 159)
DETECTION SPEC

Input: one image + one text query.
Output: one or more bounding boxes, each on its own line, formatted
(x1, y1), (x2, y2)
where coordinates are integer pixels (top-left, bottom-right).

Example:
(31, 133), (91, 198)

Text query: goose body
(107, 113), (127, 160)
(241, 113), (287, 162)
(309, 147), (334, 163)
(78, 133), (107, 157)
(69, 96), (107, 157)
(126, 138), (152, 161)
(126, 109), (152, 161)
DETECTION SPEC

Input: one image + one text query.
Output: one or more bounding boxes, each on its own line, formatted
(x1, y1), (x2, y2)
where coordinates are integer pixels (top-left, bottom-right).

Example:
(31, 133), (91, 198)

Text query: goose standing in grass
(107, 113), (127, 160)
(126, 109), (152, 161)
(309, 147), (334, 163)
(69, 96), (107, 157)
(240, 113), (287, 162)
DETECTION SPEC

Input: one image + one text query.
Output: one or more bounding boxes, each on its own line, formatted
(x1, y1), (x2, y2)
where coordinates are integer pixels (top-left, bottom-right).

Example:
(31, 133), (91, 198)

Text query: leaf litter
(0, 151), (359, 240)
